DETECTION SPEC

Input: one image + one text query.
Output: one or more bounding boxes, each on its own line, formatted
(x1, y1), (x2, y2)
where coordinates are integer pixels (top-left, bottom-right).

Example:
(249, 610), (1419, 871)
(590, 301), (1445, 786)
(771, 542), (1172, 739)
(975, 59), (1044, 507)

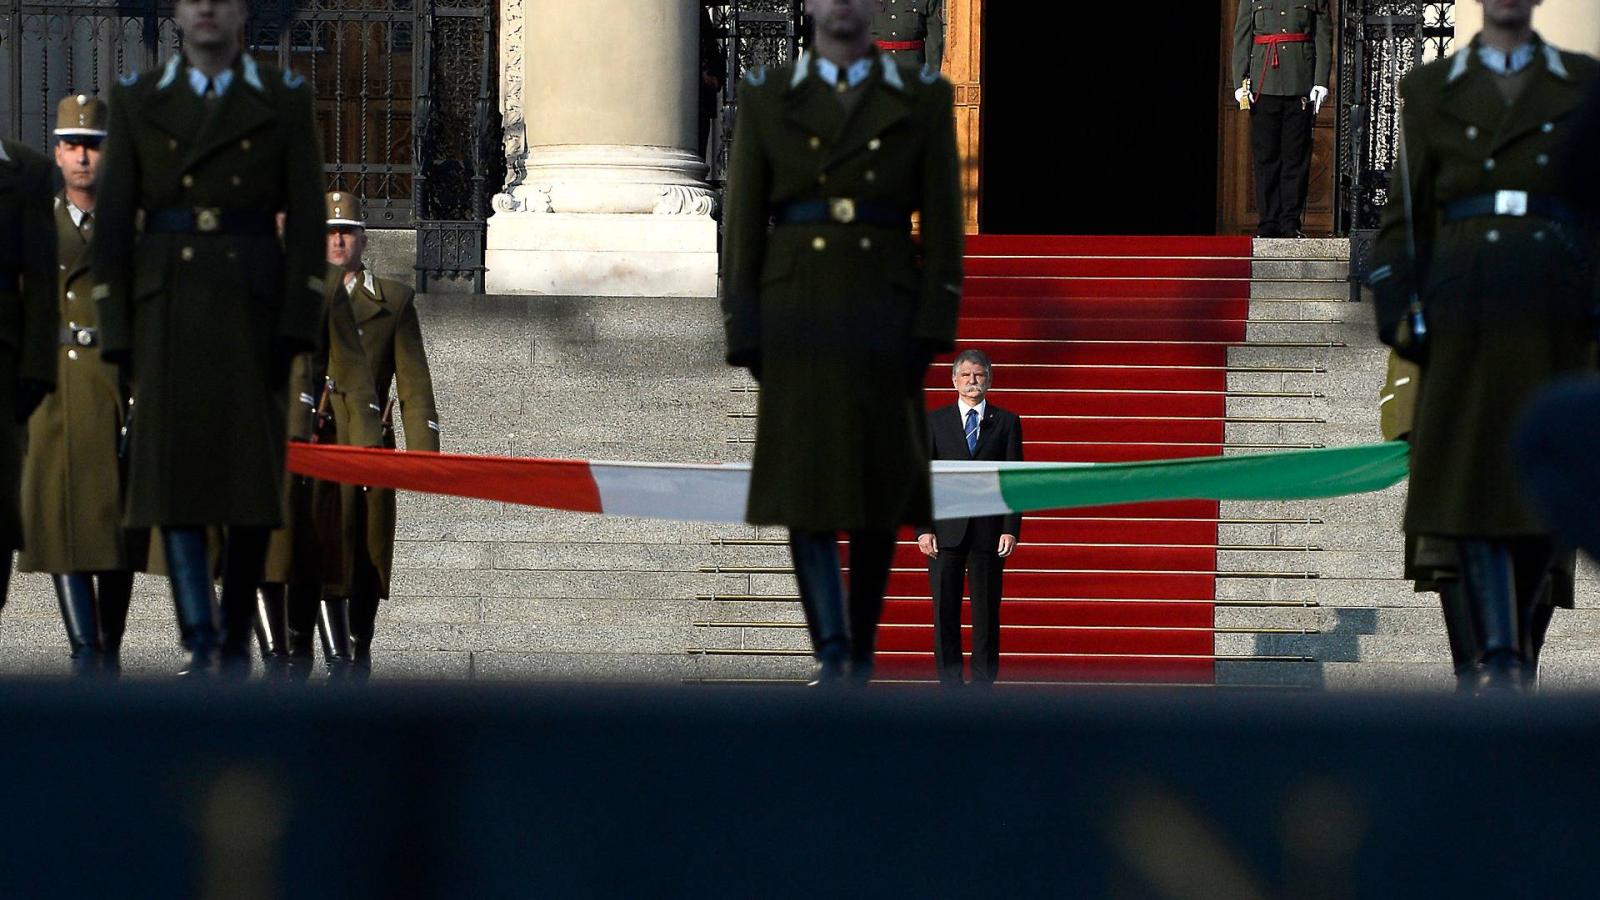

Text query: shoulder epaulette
(284, 69), (306, 89)
(745, 66), (767, 87)
(118, 71), (140, 87)
(918, 65), (941, 85)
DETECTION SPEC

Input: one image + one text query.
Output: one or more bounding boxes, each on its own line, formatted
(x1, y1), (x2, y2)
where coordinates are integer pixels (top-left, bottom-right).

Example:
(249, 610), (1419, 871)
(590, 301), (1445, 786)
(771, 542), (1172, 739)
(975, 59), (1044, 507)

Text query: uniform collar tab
(882, 53), (906, 91)
(791, 51), (811, 89)
(1543, 43), (1571, 80)
(241, 54), (264, 91)
(156, 54), (182, 90)
(0, 141), (10, 164)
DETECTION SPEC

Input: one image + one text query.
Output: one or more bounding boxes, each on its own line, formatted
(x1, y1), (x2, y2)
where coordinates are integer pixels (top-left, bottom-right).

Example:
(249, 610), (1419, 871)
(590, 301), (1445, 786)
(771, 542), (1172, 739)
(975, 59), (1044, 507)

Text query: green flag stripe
(996, 442), (1410, 513)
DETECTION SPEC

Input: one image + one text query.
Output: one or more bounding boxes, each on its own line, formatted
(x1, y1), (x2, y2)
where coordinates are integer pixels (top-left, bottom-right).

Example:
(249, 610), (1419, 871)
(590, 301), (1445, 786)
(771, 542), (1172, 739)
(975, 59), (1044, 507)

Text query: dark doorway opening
(981, 5), (1223, 235)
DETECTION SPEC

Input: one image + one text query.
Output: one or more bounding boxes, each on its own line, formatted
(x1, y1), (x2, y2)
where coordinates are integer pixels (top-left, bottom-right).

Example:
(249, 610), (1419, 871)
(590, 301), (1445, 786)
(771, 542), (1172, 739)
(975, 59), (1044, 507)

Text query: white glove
(1235, 85), (1250, 105)
(1310, 85), (1328, 115)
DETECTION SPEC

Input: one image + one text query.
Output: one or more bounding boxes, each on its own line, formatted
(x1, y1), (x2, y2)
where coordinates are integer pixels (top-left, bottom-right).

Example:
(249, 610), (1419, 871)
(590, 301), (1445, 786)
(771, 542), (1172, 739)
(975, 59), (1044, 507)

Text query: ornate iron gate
(706, 0), (805, 186)
(1336, 0), (1456, 292)
(0, 0), (496, 291)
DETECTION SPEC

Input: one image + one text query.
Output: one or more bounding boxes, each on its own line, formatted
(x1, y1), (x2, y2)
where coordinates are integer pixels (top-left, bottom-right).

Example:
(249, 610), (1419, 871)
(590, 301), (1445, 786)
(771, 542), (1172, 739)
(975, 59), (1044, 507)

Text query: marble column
(488, 0), (717, 296)
(1455, 2), (1600, 57)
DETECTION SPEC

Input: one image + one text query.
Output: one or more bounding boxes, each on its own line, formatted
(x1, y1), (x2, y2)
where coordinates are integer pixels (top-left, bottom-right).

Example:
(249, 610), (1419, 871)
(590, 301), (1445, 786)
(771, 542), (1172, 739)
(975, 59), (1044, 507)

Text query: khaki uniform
(91, 54), (326, 529)
(721, 52), (964, 531)
(261, 273), (384, 586)
(18, 197), (144, 573)
(332, 268), (438, 597)
(1372, 38), (1600, 538)
(872, 0), (945, 70)
(0, 139), (59, 557)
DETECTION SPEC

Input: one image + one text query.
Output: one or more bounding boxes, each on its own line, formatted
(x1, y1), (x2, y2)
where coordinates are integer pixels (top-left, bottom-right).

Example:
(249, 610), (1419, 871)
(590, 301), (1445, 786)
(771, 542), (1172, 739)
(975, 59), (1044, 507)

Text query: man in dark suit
(917, 349), (1022, 687)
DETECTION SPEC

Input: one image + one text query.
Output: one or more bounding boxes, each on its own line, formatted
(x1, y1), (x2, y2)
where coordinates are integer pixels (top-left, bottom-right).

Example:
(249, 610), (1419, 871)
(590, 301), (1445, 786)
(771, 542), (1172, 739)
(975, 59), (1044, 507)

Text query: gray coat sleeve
(1231, 0), (1256, 89)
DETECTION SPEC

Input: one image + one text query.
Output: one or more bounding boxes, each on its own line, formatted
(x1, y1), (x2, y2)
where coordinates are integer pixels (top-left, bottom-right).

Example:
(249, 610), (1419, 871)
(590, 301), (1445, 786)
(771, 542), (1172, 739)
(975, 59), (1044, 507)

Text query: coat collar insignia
(155, 54), (182, 90)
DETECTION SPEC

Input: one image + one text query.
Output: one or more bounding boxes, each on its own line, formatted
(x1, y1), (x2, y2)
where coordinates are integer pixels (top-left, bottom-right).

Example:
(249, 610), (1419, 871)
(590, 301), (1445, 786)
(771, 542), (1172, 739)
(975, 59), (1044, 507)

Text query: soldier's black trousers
(1249, 93), (1316, 236)
(928, 537), (1004, 685)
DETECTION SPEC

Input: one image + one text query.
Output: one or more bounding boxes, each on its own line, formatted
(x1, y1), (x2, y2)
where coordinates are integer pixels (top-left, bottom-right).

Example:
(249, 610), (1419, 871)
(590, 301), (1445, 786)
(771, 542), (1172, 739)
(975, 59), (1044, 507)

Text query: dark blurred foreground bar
(3, 681), (1599, 897)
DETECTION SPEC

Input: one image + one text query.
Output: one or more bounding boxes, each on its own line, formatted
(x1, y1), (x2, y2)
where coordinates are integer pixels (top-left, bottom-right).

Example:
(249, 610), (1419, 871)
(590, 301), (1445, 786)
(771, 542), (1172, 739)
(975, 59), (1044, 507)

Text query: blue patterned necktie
(965, 408), (979, 455)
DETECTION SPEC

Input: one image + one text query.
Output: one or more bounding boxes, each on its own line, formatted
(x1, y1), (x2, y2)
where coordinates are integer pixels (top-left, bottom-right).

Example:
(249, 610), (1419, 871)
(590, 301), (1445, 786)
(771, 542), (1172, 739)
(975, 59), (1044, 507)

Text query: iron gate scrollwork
(0, 0), (496, 293)
(705, 0), (805, 186)
(1336, 0), (1456, 295)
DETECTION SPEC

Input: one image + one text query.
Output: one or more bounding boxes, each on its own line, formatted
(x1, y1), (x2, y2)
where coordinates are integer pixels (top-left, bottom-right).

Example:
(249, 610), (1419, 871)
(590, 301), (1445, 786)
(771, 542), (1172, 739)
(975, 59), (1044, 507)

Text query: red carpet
(875, 234), (1253, 684)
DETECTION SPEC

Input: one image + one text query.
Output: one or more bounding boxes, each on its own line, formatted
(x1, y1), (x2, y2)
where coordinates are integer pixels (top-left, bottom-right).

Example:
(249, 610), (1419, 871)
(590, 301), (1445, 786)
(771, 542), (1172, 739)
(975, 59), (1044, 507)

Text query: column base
(486, 212), (718, 298)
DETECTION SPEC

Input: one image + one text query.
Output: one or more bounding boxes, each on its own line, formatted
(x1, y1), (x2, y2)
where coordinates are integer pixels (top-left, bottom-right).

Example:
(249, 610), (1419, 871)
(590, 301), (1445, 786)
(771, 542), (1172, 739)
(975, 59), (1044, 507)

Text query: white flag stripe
(590, 461), (752, 523)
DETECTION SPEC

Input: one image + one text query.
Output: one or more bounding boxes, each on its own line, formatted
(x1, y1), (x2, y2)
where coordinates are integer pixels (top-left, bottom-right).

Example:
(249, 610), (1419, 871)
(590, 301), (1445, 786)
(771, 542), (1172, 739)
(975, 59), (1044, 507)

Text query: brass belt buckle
(829, 198), (856, 225)
(195, 207), (221, 233)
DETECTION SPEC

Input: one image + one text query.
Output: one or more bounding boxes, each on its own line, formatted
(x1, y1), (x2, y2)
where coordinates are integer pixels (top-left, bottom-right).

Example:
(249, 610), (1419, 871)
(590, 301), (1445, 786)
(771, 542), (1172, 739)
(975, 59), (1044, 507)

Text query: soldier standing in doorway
(0, 126), (60, 639)
(19, 95), (145, 676)
(722, 0), (964, 684)
(324, 192), (439, 681)
(1231, 0), (1331, 237)
(872, 0), (944, 70)
(1370, 0), (1599, 690)
(91, 0), (326, 676)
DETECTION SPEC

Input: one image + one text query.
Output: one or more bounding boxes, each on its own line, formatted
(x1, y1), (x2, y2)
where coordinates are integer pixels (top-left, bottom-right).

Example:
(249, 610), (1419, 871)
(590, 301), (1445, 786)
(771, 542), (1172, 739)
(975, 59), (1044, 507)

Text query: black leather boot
(284, 583), (319, 682)
(845, 531), (896, 687)
(317, 598), (356, 680)
(165, 527), (220, 676)
(1437, 581), (1480, 693)
(53, 574), (105, 676)
(789, 531), (850, 686)
(254, 584), (291, 679)
(347, 591), (380, 683)
(96, 572), (134, 677)
(218, 527), (269, 678)
(1459, 540), (1524, 692)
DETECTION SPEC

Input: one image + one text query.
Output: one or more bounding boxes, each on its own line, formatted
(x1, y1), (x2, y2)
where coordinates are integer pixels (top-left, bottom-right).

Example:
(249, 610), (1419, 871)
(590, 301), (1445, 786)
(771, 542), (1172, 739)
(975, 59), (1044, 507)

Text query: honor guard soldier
(0, 130), (60, 633)
(91, 0), (326, 676)
(1370, 0), (1599, 690)
(255, 200), (385, 681)
(721, 0), (963, 684)
(871, 0), (944, 69)
(323, 192), (439, 680)
(19, 95), (145, 675)
(1231, 0), (1331, 237)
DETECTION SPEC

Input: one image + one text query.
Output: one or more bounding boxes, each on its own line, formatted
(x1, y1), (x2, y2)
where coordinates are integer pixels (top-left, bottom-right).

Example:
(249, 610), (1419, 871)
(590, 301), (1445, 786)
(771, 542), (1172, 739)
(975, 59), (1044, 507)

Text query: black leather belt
(60, 325), (97, 347)
(775, 199), (910, 229)
(144, 207), (277, 236)
(1441, 191), (1577, 225)
(0, 271), (16, 293)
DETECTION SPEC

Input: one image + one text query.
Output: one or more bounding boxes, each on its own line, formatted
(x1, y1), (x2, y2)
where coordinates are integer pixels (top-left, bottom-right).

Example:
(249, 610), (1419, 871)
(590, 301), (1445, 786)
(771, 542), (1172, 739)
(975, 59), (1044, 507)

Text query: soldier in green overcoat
(722, 0), (963, 683)
(1371, 0), (1600, 689)
(91, 0), (326, 675)
(255, 200), (385, 679)
(18, 95), (146, 675)
(871, 0), (944, 69)
(0, 136), (59, 631)
(1231, 0), (1332, 237)
(323, 192), (439, 679)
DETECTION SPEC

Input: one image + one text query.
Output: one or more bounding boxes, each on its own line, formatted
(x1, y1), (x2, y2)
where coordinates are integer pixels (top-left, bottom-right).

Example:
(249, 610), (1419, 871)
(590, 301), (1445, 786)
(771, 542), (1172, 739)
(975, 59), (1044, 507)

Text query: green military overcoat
(1231, 0), (1333, 96)
(873, 0), (945, 69)
(262, 272), (384, 586)
(19, 197), (144, 573)
(721, 52), (964, 532)
(1373, 37), (1600, 538)
(0, 139), (59, 555)
(92, 53), (325, 529)
(331, 268), (437, 598)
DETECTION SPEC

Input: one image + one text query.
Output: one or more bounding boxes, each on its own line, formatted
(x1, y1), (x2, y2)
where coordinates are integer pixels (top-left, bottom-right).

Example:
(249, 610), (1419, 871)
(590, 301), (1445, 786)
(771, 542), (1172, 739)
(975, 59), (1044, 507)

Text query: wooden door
(942, 0), (982, 234)
(1217, 0), (1339, 235)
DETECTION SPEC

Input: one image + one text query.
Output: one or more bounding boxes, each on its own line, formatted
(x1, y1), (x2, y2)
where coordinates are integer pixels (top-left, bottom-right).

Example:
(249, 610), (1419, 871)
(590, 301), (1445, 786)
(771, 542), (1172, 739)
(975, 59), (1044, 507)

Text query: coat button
(357, 328), (364, 336)
(1483, 158), (1496, 171)
(181, 246), (195, 261)
(811, 236), (827, 251)
(808, 136), (821, 150)
(1534, 230), (1547, 242)
(1486, 229), (1501, 243)
(67, 349), (79, 361)
(241, 139), (252, 150)
(1537, 153), (1550, 166)
(66, 290), (75, 300)
(868, 138), (882, 151)
(1465, 126), (1479, 140)
(168, 139), (178, 150)
(1542, 122), (1555, 133)
(859, 237), (872, 250)
(226, 250), (238, 260)
(231, 175), (243, 186)
(182, 174), (194, 188)
(817, 173), (828, 185)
